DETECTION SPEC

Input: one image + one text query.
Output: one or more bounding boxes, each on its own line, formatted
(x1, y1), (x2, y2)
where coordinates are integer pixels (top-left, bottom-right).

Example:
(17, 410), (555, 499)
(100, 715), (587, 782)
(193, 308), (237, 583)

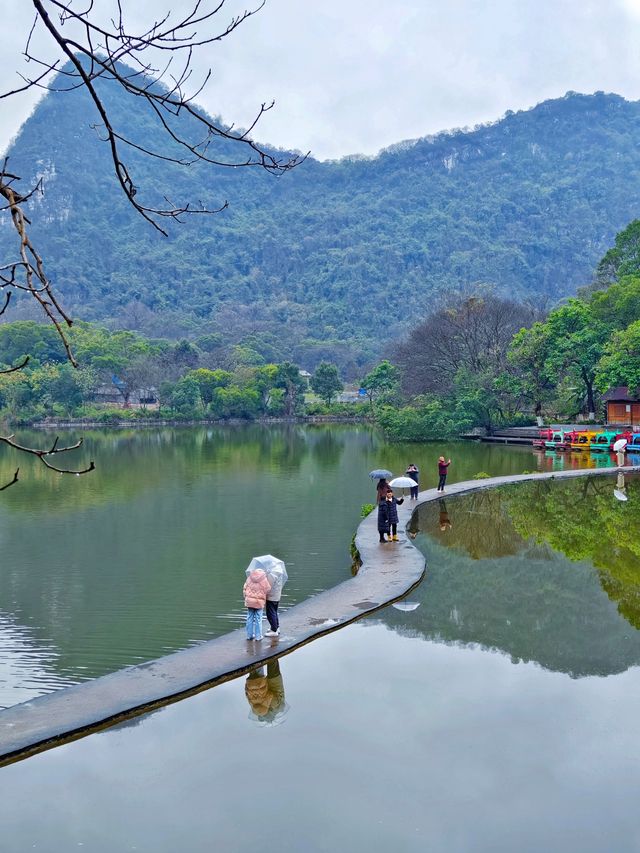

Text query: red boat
(532, 428), (553, 449)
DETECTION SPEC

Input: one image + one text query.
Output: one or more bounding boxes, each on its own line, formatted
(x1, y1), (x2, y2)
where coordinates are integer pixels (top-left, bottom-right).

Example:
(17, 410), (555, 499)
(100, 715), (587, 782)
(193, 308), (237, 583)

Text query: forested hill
(3, 73), (640, 371)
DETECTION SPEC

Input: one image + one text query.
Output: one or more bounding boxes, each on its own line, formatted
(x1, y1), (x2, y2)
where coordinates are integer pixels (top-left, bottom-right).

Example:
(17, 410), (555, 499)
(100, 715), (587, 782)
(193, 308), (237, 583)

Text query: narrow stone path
(0, 463), (637, 765)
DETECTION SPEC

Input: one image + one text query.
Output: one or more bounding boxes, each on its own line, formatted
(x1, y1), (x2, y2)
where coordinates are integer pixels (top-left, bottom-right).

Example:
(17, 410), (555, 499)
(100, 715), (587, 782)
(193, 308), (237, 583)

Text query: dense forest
(3, 62), (640, 373)
(376, 218), (640, 439)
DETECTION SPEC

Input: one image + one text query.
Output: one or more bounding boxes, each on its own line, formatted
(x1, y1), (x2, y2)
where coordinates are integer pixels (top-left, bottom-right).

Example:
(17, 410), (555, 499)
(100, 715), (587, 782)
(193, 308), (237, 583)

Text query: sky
(2, 0), (640, 160)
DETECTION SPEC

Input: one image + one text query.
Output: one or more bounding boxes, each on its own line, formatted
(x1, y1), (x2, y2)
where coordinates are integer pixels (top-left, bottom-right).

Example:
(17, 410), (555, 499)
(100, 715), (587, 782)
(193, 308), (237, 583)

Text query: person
(437, 456), (451, 492)
(377, 488), (404, 542)
(406, 463), (419, 500)
(265, 566), (287, 638)
(245, 659), (288, 725)
(376, 477), (390, 504)
(243, 567), (271, 641)
(438, 499), (452, 532)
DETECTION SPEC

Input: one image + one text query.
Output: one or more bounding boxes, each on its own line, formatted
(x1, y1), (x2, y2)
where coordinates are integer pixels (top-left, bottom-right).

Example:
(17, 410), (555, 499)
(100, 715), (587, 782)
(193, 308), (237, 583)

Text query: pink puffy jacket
(243, 569), (271, 609)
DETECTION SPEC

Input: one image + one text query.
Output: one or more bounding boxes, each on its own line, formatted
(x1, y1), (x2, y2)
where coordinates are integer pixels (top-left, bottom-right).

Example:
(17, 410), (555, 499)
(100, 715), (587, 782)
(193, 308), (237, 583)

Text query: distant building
(89, 384), (158, 408)
(602, 386), (640, 426)
(299, 370), (312, 389)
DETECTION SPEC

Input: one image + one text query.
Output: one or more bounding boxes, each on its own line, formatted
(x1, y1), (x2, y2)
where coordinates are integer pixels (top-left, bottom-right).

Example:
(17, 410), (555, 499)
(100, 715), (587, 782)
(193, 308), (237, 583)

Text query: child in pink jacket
(243, 568), (271, 641)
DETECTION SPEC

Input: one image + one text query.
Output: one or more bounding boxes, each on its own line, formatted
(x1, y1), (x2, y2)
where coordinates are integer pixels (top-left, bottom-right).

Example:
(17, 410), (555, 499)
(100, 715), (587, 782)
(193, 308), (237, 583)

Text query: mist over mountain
(2, 67), (640, 372)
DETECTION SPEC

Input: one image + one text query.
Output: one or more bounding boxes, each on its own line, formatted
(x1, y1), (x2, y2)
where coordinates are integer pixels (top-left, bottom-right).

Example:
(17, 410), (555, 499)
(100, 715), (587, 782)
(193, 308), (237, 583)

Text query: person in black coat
(377, 489), (404, 543)
(405, 464), (419, 500)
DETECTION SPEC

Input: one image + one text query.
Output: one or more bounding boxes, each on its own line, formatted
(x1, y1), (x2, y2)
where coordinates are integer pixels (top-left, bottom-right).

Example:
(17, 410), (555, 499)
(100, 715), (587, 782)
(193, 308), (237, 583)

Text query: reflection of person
(245, 660), (287, 725)
(378, 489), (404, 543)
(376, 478), (390, 504)
(243, 568), (271, 641)
(615, 471), (627, 500)
(265, 568), (287, 638)
(406, 464), (419, 500)
(438, 499), (452, 532)
(437, 456), (451, 492)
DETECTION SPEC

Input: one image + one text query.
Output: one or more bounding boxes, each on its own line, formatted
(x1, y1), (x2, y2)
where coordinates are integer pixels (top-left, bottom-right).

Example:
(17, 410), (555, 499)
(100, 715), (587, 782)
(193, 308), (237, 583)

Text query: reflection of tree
(309, 428), (345, 470)
(413, 490), (526, 559)
(387, 475), (640, 676)
(503, 477), (640, 629)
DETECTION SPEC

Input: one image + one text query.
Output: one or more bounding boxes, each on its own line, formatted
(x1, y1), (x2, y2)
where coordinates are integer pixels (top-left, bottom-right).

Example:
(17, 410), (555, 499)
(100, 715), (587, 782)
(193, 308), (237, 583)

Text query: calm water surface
(0, 424), (601, 705)
(1, 459), (640, 851)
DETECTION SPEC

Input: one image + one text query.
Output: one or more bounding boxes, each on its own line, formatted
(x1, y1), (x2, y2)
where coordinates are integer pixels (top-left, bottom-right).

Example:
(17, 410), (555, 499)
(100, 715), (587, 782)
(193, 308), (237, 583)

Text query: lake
(1, 426), (638, 852)
(0, 424), (587, 705)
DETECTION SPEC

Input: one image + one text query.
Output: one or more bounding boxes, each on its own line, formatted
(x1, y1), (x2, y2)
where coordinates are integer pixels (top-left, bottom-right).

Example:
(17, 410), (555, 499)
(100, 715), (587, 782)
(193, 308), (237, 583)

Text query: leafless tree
(394, 292), (536, 397)
(0, 0), (305, 488)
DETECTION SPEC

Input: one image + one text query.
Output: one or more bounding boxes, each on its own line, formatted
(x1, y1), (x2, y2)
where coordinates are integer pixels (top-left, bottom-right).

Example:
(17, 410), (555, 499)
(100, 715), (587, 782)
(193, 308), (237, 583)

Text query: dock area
(460, 425), (600, 445)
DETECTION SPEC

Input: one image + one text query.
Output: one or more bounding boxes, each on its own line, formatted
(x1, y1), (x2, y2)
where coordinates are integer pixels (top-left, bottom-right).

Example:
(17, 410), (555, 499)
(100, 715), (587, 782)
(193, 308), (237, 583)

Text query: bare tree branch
(5, 0), (307, 234)
(0, 168), (77, 365)
(0, 435), (95, 475)
(0, 469), (20, 491)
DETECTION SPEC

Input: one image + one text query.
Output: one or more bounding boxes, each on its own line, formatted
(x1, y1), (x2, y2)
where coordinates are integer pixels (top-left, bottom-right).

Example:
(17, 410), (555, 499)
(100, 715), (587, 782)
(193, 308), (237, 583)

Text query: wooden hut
(602, 386), (640, 426)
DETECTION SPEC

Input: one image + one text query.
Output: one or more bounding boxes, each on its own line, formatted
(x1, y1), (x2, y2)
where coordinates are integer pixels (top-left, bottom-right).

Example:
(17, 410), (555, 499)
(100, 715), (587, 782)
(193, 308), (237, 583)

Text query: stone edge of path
(0, 463), (637, 766)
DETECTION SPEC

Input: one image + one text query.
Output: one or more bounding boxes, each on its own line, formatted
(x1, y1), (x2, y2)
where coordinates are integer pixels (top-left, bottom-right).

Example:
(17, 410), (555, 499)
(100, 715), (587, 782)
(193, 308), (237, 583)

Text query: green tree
(311, 362), (343, 405)
(507, 322), (555, 423)
(275, 362), (306, 417)
(543, 300), (608, 418)
(187, 368), (232, 407)
(361, 361), (400, 407)
(595, 220), (640, 286)
(596, 320), (640, 393)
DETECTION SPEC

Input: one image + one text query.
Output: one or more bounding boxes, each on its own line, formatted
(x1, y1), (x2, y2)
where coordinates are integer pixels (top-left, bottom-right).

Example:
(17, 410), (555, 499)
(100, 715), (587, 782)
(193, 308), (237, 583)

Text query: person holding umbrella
(265, 562), (288, 638)
(245, 555), (288, 639)
(377, 488), (404, 543)
(405, 463), (420, 500)
(370, 468), (392, 504)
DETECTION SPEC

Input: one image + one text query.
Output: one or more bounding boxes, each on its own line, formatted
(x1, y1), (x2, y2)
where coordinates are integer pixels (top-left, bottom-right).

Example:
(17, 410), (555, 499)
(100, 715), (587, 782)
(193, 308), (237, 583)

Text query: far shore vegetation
(1, 220), (640, 441)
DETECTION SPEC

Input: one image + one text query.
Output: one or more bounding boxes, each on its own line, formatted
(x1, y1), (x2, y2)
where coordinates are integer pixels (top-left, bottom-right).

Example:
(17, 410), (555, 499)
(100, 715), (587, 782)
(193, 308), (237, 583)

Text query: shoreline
(27, 415), (371, 429)
(0, 463), (637, 767)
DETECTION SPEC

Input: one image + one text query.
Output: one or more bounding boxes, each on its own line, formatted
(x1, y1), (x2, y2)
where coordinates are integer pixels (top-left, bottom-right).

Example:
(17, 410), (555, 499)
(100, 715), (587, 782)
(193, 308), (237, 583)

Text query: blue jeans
(246, 607), (264, 640)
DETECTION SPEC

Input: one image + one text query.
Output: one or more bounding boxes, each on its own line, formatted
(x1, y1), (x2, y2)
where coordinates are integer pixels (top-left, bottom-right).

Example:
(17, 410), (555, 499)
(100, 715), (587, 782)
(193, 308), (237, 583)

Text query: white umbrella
(392, 601), (421, 612)
(613, 438), (628, 452)
(389, 475), (417, 496)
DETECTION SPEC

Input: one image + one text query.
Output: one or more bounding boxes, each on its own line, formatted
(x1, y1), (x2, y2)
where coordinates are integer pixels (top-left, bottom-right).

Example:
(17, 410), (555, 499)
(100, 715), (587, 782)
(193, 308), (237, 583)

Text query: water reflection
(438, 499), (452, 532)
(383, 474), (640, 677)
(614, 471), (628, 502)
(245, 659), (289, 726)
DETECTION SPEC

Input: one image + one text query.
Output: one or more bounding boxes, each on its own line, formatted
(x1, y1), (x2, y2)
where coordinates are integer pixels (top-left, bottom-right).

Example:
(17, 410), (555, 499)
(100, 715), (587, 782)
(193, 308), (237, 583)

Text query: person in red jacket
(437, 456), (451, 492)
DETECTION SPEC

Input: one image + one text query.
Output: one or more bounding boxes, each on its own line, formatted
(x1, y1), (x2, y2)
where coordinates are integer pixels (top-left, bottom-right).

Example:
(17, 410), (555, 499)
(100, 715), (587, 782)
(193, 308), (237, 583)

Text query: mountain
(3, 70), (640, 373)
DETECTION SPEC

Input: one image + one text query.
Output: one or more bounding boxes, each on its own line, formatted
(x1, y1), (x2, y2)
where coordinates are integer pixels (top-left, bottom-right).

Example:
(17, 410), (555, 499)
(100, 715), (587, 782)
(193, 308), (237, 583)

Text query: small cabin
(602, 386), (640, 426)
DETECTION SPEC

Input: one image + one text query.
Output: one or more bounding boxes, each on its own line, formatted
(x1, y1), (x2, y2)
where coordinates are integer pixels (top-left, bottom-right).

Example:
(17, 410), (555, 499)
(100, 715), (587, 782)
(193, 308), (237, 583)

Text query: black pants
(410, 485), (418, 499)
(438, 474), (447, 490)
(266, 600), (279, 631)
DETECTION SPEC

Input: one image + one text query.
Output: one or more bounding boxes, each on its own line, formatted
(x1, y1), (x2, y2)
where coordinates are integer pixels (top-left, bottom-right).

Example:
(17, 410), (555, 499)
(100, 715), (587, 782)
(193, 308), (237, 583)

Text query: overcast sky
(2, 0), (640, 160)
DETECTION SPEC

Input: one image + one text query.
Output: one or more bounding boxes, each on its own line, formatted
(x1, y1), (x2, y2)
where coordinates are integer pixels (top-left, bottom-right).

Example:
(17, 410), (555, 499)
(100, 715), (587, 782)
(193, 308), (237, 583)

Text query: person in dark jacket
(437, 456), (451, 492)
(376, 478), (390, 504)
(377, 489), (404, 542)
(406, 463), (419, 500)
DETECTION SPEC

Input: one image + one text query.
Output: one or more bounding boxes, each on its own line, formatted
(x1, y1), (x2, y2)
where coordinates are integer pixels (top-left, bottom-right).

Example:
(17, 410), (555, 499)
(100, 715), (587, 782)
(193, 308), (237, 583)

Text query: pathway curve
(1, 463), (637, 765)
